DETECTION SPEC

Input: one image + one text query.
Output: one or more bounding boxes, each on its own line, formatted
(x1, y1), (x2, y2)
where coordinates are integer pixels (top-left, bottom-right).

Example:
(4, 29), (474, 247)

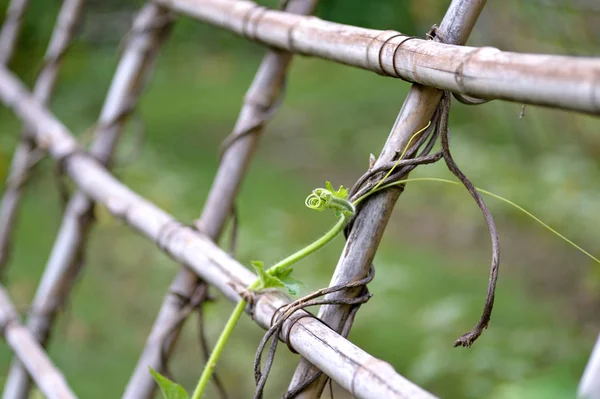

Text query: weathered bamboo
(287, 1), (486, 396)
(2, 4), (174, 399)
(0, 286), (77, 399)
(123, 1), (320, 397)
(0, 0), (29, 65)
(579, 334), (600, 399)
(156, 0), (600, 115)
(0, 0), (82, 278)
(0, 65), (436, 399)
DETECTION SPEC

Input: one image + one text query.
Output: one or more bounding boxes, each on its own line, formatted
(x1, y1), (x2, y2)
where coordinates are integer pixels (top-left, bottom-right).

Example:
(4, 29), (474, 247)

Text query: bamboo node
(241, 4), (268, 41)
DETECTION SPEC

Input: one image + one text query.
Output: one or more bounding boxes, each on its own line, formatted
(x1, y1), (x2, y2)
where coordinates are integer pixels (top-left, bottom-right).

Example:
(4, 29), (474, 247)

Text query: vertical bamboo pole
(0, 0), (29, 65)
(287, 1), (487, 397)
(1, 4), (174, 399)
(0, 0), (72, 277)
(123, 1), (321, 397)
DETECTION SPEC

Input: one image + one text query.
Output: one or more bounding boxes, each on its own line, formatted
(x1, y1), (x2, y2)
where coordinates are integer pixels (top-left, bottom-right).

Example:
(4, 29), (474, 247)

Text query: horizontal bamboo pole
(0, 66), (436, 399)
(0, 286), (76, 399)
(155, 0), (600, 115)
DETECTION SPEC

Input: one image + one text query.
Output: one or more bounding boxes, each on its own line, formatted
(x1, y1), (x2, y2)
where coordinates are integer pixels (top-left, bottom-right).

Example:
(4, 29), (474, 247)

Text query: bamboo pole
(0, 0), (29, 65)
(155, 0), (600, 115)
(0, 286), (77, 399)
(0, 0), (82, 278)
(123, 1), (320, 397)
(0, 65), (436, 399)
(1, 4), (174, 399)
(579, 334), (600, 399)
(286, 1), (487, 397)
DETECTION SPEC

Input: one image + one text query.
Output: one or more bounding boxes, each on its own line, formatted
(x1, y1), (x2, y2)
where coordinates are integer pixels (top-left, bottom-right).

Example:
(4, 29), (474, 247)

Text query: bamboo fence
(0, 286), (76, 399)
(2, 4), (174, 399)
(0, 0), (82, 277)
(0, 0), (598, 398)
(124, 0), (321, 397)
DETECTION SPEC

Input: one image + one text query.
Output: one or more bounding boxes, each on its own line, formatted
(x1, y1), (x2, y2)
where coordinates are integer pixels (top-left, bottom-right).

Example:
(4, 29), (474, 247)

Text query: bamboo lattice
(0, 0), (598, 398)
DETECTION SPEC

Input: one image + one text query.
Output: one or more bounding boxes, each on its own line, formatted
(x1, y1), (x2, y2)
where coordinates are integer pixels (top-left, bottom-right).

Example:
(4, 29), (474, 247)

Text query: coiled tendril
(305, 182), (354, 216)
(305, 188), (332, 211)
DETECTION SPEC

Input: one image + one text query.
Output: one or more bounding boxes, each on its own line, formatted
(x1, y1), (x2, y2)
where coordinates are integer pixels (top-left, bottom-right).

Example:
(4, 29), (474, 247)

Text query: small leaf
(324, 181), (348, 199)
(251, 260), (267, 280)
(149, 367), (190, 399)
(252, 261), (284, 290)
(270, 266), (303, 296)
(334, 185), (349, 199)
(281, 275), (303, 296)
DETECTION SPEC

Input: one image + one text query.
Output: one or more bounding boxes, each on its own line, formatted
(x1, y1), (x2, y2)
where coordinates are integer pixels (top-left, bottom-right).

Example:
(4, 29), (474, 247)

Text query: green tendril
(358, 176), (600, 265)
(305, 182), (355, 216)
(305, 189), (332, 211)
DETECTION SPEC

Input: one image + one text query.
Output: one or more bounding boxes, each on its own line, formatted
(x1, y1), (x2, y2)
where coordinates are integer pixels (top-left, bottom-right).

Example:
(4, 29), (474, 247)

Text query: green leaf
(269, 266), (303, 296)
(251, 260), (284, 290)
(325, 181), (349, 199)
(281, 275), (303, 296)
(149, 367), (190, 399)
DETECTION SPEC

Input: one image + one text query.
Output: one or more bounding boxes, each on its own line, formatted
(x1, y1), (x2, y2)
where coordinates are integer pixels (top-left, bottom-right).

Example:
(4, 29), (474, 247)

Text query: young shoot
(150, 122), (599, 399)
(177, 182), (354, 399)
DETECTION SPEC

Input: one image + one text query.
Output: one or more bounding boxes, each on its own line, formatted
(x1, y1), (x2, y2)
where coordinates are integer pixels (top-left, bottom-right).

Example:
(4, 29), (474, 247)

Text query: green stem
(268, 214), (348, 275)
(192, 214), (349, 398)
(191, 296), (249, 399)
(193, 170), (598, 399)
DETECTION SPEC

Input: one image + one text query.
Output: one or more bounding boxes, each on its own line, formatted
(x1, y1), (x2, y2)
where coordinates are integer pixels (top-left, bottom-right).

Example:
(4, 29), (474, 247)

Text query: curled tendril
(305, 188), (332, 211)
(305, 183), (355, 216)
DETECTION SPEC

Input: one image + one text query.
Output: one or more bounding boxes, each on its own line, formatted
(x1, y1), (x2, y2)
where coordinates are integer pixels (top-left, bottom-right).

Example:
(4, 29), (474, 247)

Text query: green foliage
(149, 368), (190, 399)
(251, 260), (285, 291)
(251, 260), (302, 296)
(274, 267), (303, 296)
(325, 181), (349, 200)
(1, 1), (598, 397)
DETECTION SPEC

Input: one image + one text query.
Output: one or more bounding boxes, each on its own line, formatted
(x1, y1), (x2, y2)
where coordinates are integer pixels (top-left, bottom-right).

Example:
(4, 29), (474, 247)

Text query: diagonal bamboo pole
(0, 286), (77, 399)
(156, 0), (600, 115)
(287, 1), (487, 397)
(0, 64), (436, 399)
(0, 0), (29, 65)
(1, 4), (174, 399)
(123, 1), (320, 397)
(579, 334), (600, 399)
(0, 0), (81, 277)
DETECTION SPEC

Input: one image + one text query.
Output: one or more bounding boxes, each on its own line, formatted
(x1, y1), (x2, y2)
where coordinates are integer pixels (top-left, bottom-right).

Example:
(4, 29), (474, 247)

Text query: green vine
(150, 123), (599, 398)
(151, 182), (355, 399)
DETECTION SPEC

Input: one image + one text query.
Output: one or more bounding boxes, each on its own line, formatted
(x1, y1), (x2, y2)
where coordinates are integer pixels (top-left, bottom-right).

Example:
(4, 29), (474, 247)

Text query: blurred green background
(1, 0), (600, 398)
